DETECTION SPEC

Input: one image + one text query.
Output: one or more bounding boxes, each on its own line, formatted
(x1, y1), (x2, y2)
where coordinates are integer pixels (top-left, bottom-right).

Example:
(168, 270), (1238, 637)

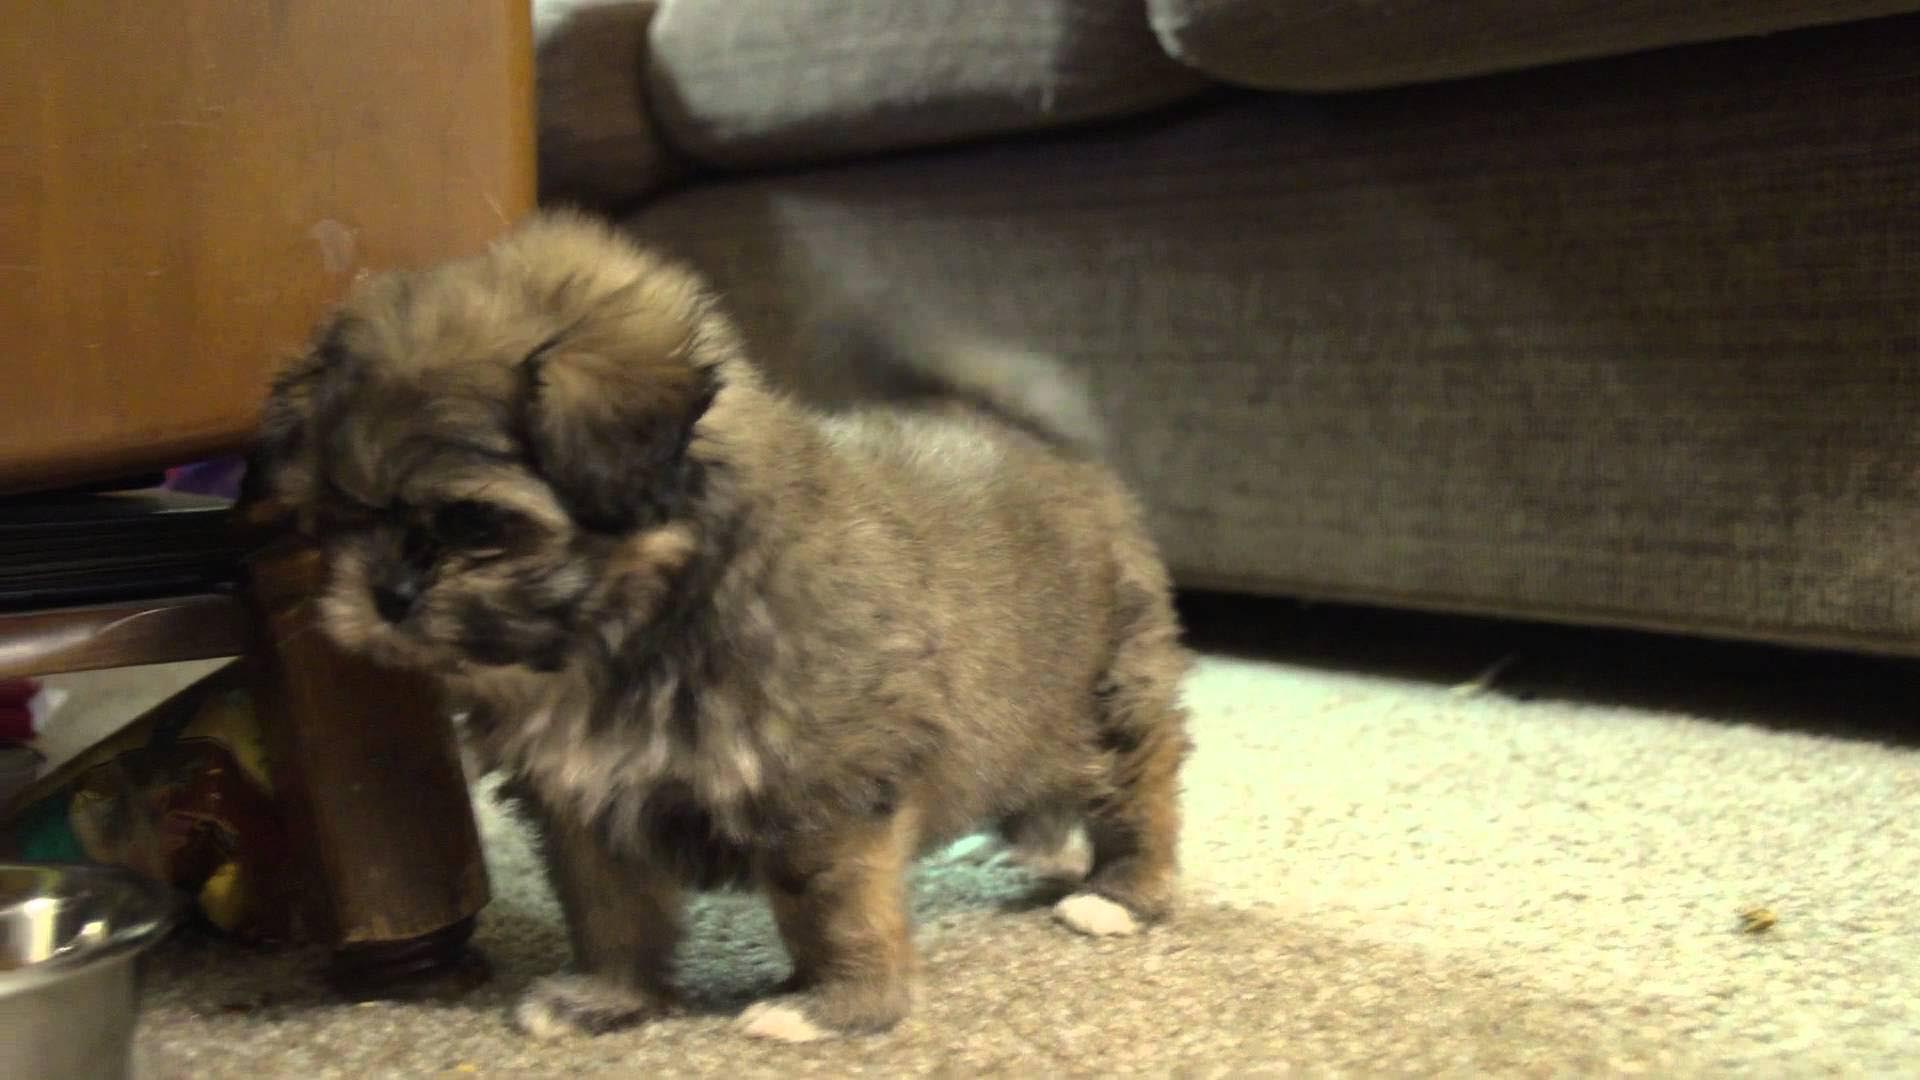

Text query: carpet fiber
(126, 602), (1920, 1077)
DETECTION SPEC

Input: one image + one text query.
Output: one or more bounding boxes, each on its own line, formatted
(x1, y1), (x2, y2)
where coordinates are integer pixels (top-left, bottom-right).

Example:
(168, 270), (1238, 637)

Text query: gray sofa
(535, 0), (1920, 656)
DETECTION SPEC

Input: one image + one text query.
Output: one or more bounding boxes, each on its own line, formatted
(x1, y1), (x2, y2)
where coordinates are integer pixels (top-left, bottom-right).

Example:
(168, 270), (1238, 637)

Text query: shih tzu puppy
(247, 212), (1192, 1043)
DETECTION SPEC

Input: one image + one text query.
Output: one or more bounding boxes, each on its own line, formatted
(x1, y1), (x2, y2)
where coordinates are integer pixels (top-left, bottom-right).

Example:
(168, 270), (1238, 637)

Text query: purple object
(163, 457), (245, 501)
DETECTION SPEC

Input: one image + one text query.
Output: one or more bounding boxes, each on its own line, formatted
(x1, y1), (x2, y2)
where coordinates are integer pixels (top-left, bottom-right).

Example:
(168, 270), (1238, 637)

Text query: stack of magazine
(0, 489), (240, 612)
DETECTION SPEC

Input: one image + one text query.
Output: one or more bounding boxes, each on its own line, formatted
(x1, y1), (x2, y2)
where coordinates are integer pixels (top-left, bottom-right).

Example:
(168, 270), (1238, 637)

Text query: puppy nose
(372, 578), (421, 623)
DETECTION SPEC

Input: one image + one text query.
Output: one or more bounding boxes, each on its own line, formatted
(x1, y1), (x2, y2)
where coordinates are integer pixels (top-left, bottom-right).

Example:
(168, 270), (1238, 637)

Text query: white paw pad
(1053, 892), (1140, 937)
(738, 1000), (830, 1043)
(515, 996), (582, 1042)
(513, 975), (653, 1041)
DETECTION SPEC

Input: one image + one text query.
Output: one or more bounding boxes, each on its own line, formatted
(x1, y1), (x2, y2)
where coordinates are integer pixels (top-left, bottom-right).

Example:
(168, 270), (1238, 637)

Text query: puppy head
(250, 212), (727, 674)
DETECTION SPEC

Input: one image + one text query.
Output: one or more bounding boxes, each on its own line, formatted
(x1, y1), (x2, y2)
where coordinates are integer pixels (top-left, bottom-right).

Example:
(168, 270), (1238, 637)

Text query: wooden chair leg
(242, 543), (490, 995)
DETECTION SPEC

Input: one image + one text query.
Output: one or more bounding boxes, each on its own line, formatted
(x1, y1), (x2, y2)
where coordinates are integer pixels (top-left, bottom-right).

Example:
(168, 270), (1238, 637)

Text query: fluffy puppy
(248, 212), (1192, 1043)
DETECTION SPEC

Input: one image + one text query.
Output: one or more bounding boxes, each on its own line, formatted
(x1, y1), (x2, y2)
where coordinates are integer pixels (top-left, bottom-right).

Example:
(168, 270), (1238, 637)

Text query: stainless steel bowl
(0, 863), (179, 1080)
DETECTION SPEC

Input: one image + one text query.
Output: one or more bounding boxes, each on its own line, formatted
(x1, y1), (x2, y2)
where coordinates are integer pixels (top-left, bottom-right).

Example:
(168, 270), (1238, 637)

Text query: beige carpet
(116, 601), (1920, 1077)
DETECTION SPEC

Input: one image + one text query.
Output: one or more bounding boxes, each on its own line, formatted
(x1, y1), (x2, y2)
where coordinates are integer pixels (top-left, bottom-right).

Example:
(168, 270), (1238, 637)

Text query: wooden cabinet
(0, 1), (536, 492)
(0, 0), (534, 990)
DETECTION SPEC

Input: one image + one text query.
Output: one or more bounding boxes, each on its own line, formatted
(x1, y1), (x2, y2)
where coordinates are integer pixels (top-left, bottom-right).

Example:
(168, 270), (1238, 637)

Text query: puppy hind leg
(1056, 724), (1185, 937)
(1055, 581), (1191, 938)
(999, 804), (1092, 887)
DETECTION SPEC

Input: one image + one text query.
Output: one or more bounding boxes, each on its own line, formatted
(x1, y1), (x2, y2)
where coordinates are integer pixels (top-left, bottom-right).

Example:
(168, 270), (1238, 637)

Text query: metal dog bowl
(0, 863), (178, 1080)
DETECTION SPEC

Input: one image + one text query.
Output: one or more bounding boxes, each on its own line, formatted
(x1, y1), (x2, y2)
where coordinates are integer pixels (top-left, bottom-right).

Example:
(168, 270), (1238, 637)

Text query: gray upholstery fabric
(627, 17), (1920, 653)
(535, 1), (679, 209)
(1147, 0), (1920, 91)
(645, 0), (1210, 168)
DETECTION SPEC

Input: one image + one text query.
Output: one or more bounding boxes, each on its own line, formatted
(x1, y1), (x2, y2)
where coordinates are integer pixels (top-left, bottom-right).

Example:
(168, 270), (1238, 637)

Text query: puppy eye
(429, 500), (522, 550)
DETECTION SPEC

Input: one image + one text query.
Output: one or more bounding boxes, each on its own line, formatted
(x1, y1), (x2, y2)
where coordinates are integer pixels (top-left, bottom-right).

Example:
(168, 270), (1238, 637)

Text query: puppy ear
(515, 340), (719, 534)
(241, 318), (359, 526)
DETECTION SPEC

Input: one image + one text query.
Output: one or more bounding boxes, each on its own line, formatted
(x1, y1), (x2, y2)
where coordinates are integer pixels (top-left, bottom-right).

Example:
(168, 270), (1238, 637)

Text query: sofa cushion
(628, 17), (1920, 653)
(535, 1), (679, 209)
(1147, 0), (1920, 91)
(646, 0), (1211, 168)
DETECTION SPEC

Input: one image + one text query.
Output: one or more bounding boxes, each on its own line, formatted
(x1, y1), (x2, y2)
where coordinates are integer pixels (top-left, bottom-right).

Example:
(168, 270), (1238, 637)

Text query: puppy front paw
(736, 984), (909, 1043)
(513, 974), (673, 1040)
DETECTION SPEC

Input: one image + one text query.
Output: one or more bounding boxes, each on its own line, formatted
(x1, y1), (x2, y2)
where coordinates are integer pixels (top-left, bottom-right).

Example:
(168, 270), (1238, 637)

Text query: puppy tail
(804, 311), (1109, 459)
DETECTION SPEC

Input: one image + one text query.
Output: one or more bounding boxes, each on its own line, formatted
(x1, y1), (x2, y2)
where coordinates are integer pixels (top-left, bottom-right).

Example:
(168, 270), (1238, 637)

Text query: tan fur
(517, 810), (682, 1039)
(250, 211), (1193, 1041)
(760, 799), (921, 1034)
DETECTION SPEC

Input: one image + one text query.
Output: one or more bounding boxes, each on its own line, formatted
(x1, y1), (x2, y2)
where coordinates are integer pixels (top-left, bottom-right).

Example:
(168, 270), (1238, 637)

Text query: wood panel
(0, 0), (536, 493)
(243, 544), (489, 949)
